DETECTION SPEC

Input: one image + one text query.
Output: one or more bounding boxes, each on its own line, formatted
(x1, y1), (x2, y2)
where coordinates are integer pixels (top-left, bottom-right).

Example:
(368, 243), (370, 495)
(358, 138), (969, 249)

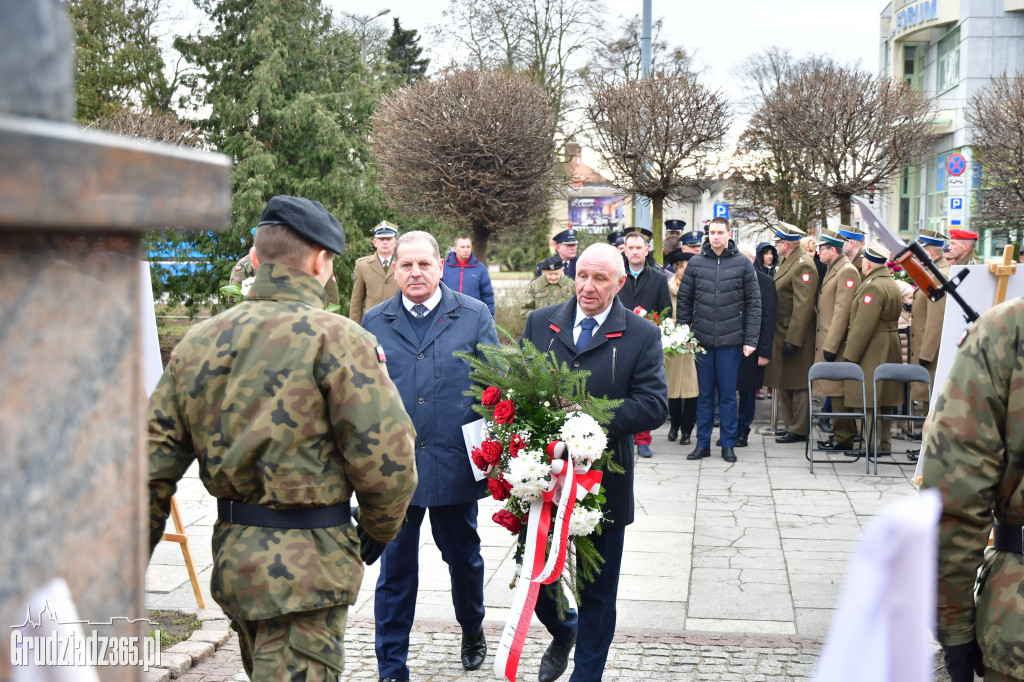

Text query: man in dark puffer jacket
(677, 217), (762, 463)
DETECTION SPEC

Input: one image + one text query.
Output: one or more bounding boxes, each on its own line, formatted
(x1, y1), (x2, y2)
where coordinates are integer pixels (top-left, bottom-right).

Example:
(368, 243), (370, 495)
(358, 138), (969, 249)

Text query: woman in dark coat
(755, 242), (778, 278)
(736, 244), (777, 446)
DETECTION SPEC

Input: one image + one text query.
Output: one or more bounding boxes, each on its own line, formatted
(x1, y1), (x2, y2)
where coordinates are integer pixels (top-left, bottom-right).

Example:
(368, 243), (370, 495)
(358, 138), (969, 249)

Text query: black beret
(257, 195), (346, 255)
(539, 256), (565, 271)
(663, 249), (687, 267)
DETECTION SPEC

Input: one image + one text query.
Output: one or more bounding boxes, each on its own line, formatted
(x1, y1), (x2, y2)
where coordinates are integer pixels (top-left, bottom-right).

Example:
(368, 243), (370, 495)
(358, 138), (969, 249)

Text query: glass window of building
(899, 165), (920, 234)
(903, 44), (925, 91)
(937, 27), (961, 93)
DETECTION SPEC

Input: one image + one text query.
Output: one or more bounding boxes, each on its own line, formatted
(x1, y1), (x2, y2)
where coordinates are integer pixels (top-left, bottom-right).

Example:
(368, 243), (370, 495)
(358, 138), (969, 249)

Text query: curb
(145, 609), (232, 681)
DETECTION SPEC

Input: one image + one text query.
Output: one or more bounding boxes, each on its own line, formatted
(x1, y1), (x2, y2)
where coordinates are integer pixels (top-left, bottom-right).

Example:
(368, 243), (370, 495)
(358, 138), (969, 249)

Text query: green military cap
(817, 228), (845, 249)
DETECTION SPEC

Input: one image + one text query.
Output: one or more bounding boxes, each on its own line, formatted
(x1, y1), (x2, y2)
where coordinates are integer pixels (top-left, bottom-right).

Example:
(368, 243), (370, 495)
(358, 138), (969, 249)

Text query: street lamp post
(341, 9), (391, 65)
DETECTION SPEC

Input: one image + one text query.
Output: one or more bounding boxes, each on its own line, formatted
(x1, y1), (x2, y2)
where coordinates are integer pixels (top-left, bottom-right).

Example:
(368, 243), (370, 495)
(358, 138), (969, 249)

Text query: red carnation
(493, 509), (522, 534)
(487, 477), (510, 501)
(470, 447), (490, 472)
(493, 400), (516, 424)
(481, 439), (502, 466)
(509, 434), (526, 458)
(482, 386), (502, 407)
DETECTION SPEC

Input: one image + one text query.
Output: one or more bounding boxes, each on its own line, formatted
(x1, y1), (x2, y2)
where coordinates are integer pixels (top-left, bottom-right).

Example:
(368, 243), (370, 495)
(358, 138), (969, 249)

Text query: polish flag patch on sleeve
(846, 279), (855, 288)
(863, 294), (873, 304)
(376, 345), (387, 363)
(234, 265), (242, 271)
(801, 273), (810, 282)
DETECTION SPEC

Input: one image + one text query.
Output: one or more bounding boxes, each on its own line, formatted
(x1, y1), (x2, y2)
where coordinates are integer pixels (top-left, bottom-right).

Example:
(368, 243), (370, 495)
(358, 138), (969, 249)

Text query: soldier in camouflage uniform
(520, 256), (575, 318)
(148, 196), (417, 681)
(921, 297), (1024, 682)
(231, 237), (341, 307)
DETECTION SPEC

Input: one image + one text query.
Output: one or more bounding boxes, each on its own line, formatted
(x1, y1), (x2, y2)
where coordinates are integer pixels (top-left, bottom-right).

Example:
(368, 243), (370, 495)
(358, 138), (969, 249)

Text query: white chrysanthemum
(505, 449), (550, 501)
(240, 276), (256, 296)
(560, 412), (606, 466)
(567, 507), (602, 537)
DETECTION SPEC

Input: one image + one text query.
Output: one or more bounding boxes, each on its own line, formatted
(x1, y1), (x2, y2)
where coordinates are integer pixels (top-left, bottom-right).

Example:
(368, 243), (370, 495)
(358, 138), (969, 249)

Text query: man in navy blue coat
(362, 231), (499, 682)
(521, 243), (668, 682)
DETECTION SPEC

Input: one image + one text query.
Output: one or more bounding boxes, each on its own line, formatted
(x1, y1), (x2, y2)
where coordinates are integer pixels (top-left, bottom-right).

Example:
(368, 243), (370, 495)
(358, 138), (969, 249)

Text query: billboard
(568, 196), (627, 234)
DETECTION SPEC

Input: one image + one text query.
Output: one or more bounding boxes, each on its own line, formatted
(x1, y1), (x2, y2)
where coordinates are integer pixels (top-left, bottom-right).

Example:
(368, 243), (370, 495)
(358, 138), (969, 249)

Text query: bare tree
(757, 61), (934, 225)
(586, 75), (730, 256)
(967, 72), (1024, 237)
(372, 70), (556, 261)
(86, 104), (204, 147)
(432, 0), (602, 141)
(583, 14), (694, 85)
(730, 48), (829, 232)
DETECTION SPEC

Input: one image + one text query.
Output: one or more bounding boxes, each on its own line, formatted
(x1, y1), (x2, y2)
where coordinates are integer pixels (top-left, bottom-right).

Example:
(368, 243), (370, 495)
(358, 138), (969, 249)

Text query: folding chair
(871, 363), (931, 474)
(806, 362), (868, 473)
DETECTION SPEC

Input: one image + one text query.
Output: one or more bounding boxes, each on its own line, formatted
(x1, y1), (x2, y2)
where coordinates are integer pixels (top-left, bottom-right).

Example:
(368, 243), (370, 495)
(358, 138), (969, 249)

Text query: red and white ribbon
(493, 441), (603, 681)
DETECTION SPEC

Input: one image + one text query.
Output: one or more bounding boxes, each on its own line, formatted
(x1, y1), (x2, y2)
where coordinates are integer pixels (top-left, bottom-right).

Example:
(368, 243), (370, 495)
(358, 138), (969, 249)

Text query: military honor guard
(813, 228), (862, 451)
(948, 228), (982, 265)
(843, 242), (904, 455)
(765, 222), (819, 444)
(148, 196), (417, 681)
(909, 228), (950, 416)
(348, 220), (399, 323)
(920, 297), (1024, 682)
(521, 256), (575, 318)
(537, 228), (580, 278)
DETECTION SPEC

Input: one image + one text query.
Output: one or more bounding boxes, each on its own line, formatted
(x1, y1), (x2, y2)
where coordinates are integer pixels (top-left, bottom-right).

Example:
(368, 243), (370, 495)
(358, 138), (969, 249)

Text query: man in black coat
(615, 229), (672, 457)
(522, 243), (668, 682)
(677, 217), (761, 462)
(735, 244), (777, 446)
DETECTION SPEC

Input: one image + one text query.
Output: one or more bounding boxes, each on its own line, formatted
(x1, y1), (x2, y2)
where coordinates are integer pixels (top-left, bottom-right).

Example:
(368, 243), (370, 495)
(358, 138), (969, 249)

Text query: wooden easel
(160, 496), (206, 608)
(989, 245), (1018, 305)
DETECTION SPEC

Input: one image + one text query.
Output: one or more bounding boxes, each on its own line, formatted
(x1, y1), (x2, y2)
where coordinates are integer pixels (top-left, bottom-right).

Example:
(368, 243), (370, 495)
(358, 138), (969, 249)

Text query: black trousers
(669, 398), (697, 435)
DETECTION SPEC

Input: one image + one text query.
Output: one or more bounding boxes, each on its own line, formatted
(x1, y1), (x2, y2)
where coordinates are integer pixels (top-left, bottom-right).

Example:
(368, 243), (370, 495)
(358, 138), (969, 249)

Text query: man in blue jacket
(441, 235), (496, 316)
(677, 217), (762, 463)
(522, 243), (668, 682)
(362, 231), (499, 682)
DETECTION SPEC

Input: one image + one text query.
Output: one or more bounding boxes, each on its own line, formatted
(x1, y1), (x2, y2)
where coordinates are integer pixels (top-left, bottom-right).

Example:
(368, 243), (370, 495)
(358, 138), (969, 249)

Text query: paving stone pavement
(147, 408), (925, 680)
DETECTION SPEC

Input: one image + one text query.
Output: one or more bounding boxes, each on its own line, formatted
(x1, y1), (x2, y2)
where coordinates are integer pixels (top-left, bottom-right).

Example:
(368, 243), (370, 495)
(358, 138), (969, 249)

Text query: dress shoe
(667, 424), (679, 441)
(681, 432), (691, 445)
(715, 438), (721, 446)
(817, 438), (852, 451)
(686, 446), (710, 460)
(774, 428), (788, 436)
(736, 428), (750, 447)
(538, 636), (576, 682)
(637, 444), (653, 458)
(461, 627), (487, 671)
(817, 418), (833, 433)
(775, 432), (807, 444)
(721, 447), (737, 463)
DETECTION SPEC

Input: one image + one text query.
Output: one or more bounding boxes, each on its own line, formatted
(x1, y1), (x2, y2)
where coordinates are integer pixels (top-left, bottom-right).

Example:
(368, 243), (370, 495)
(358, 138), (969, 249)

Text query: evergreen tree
(168, 0), (391, 314)
(66, 0), (171, 121)
(385, 18), (428, 84)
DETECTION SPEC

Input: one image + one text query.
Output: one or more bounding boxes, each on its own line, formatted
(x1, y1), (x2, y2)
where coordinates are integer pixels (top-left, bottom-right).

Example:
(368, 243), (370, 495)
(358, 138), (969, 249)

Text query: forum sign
(890, 0), (953, 38)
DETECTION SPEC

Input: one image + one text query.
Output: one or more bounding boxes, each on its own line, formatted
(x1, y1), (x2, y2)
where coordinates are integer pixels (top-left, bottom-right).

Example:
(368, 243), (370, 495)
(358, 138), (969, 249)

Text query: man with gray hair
(521, 242), (668, 682)
(361, 230), (499, 682)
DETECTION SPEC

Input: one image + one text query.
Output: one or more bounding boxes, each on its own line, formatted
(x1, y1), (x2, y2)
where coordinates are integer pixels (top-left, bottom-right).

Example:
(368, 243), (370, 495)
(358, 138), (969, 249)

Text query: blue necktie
(576, 317), (597, 351)
(411, 303), (428, 318)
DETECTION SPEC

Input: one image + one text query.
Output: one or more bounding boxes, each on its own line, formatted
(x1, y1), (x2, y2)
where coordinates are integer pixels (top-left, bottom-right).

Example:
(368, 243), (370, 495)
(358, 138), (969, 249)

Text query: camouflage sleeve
(920, 307), (1014, 646)
(321, 326), (416, 543)
(147, 360), (197, 556)
(520, 281), (538, 319)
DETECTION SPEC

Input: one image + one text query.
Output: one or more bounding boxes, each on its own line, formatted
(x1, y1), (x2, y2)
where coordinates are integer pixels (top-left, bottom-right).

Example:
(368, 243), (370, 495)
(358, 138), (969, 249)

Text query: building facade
(878, 0), (1024, 253)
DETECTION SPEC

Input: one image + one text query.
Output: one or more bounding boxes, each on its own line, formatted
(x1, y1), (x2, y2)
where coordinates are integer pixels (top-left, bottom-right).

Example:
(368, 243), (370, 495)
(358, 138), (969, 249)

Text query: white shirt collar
(402, 287), (442, 314)
(574, 303), (612, 331)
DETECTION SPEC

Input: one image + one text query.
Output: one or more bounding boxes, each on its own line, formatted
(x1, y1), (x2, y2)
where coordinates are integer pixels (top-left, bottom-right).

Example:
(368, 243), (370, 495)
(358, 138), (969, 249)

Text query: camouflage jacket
(148, 263), (417, 621)
(520, 274), (575, 318)
(229, 253), (340, 305)
(921, 296), (1024, 679)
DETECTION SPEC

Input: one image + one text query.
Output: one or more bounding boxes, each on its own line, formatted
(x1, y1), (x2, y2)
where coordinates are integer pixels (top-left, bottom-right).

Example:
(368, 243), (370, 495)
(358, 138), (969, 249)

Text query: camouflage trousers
(232, 605), (348, 681)
(986, 670), (1023, 681)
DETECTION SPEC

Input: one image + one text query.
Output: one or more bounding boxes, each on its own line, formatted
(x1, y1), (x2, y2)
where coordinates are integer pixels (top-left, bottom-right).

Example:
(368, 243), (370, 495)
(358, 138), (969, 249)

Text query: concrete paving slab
(688, 567), (794, 621)
(683, 617), (796, 636)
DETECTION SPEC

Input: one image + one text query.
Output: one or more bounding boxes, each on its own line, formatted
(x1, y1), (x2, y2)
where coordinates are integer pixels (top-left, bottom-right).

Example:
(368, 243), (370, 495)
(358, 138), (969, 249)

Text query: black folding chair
(806, 362), (868, 473)
(871, 363), (931, 474)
